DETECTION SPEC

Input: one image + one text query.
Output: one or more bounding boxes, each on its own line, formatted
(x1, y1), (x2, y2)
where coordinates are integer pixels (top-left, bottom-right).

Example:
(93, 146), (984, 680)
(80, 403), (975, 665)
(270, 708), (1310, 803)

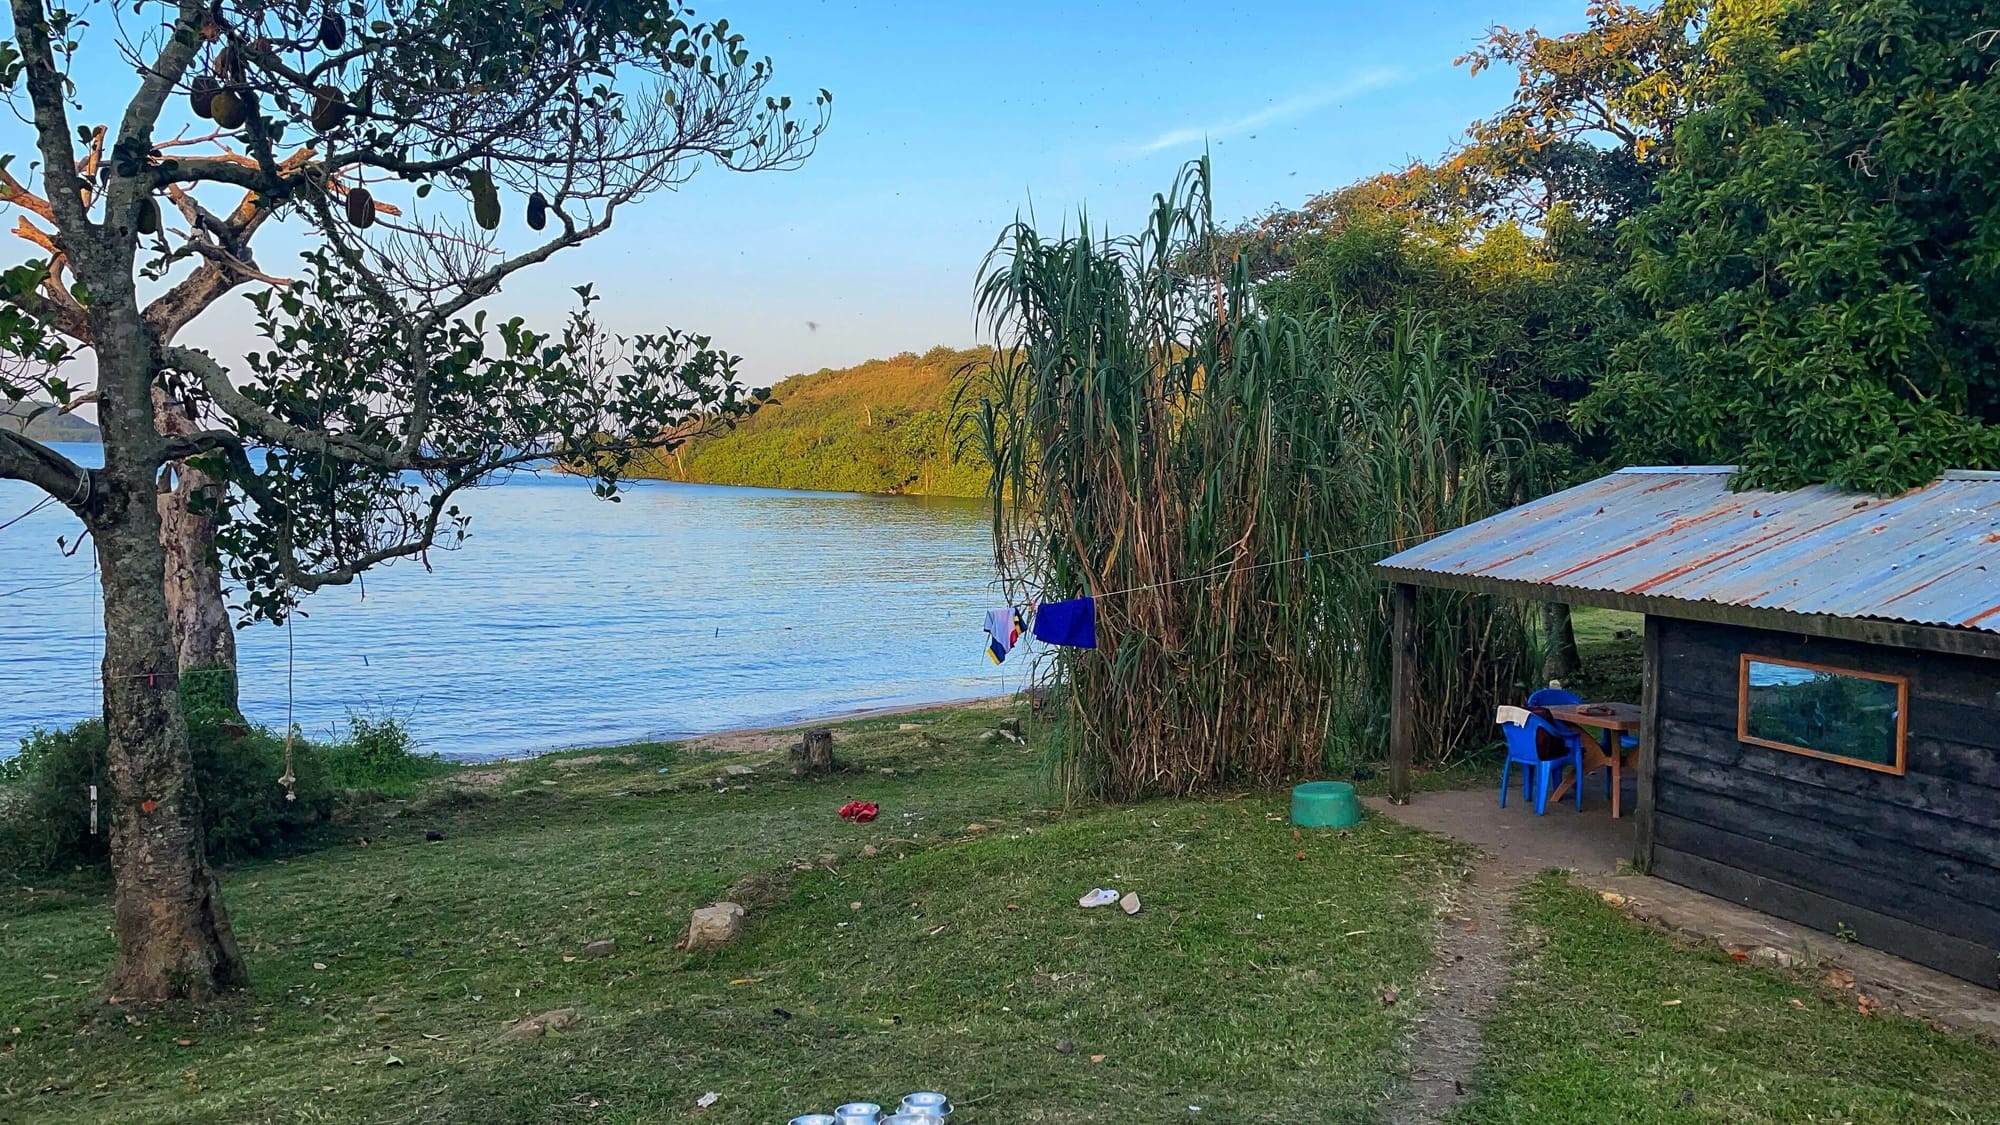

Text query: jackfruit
(210, 88), (249, 129)
(467, 169), (500, 231)
(310, 85), (346, 132)
(190, 75), (219, 119)
(345, 185), (375, 228)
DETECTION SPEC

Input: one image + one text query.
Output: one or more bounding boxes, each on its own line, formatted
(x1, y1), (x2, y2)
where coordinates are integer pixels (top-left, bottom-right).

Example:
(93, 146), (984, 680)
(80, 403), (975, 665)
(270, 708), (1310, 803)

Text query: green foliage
(176, 665), (241, 728)
(627, 345), (992, 496)
(317, 712), (453, 795)
(1587, 0), (2000, 491)
(1248, 202), (1608, 487)
(0, 720), (331, 873)
(217, 268), (766, 622)
(967, 161), (1535, 798)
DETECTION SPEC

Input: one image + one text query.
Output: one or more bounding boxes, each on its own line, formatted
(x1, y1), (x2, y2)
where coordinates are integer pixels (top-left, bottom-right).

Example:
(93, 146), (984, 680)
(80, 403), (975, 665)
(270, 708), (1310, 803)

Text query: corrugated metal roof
(1376, 467), (2000, 635)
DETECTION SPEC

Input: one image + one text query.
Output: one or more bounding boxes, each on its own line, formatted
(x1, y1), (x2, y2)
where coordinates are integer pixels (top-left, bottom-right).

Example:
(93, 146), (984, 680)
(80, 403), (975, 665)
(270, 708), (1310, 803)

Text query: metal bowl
(790, 1117), (840, 1125)
(899, 1091), (952, 1117)
(834, 1104), (882, 1125)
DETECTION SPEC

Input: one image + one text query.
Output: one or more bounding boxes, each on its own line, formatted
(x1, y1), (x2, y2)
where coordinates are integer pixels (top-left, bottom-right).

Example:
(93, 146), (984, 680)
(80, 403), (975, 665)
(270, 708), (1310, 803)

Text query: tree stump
(792, 728), (835, 778)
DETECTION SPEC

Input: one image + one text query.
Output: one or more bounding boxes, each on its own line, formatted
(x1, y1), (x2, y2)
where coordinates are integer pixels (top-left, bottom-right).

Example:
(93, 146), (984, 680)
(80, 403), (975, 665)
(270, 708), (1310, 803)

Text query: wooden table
(1543, 701), (1642, 818)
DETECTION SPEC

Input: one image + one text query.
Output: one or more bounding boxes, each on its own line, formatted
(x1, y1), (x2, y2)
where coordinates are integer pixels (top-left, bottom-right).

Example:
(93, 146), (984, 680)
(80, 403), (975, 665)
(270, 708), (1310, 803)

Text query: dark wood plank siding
(1651, 617), (2000, 989)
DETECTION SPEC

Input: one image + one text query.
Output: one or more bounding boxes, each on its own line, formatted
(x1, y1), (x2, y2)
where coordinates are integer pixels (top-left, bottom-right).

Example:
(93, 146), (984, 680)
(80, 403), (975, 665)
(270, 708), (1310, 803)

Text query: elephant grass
(964, 160), (1537, 801)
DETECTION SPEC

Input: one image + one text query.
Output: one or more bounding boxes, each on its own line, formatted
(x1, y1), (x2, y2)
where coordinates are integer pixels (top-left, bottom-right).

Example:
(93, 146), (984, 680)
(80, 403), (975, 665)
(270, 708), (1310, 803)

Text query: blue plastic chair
(1499, 712), (1584, 815)
(1527, 687), (1609, 796)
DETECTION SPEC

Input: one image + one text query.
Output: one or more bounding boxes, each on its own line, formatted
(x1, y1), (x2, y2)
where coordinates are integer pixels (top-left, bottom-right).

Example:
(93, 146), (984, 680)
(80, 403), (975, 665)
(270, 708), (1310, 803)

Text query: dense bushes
(0, 720), (328, 871)
(318, 711), (454, 794)
(0, 710), (446, 874)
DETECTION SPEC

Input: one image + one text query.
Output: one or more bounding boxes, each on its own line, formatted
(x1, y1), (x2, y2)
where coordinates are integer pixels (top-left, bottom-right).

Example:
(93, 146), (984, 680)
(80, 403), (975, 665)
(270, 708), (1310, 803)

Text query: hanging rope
(277, 598), (297, 802)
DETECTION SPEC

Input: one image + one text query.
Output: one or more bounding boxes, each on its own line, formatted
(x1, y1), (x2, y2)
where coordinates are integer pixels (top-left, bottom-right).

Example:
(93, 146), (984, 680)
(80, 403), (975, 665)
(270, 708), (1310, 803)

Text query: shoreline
(481, 693), (1018, 762)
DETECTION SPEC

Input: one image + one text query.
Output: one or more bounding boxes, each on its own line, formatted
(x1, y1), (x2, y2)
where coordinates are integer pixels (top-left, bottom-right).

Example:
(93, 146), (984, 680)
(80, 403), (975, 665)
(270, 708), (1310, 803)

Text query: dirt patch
(549, 753), (636, 770)
(725, 868), (796, 910)
(678, 697), (1011, 755)
(437, 767), (515, 792)
(1388, 860), (1525, 1125)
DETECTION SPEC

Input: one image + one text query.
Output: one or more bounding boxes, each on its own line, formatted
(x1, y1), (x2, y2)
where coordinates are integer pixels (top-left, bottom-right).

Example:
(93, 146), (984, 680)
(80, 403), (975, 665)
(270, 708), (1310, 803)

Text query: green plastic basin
(1291, 780), (1364, 829)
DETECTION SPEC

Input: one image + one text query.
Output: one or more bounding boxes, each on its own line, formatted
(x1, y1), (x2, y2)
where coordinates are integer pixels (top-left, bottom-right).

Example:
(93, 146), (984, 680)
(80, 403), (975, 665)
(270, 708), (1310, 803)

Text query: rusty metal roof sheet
(1376, 467), (2000, 635)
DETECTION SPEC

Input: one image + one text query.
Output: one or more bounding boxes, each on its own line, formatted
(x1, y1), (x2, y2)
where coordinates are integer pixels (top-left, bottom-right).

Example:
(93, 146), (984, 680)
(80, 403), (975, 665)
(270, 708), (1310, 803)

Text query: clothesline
(1054, 529), (1451, 602)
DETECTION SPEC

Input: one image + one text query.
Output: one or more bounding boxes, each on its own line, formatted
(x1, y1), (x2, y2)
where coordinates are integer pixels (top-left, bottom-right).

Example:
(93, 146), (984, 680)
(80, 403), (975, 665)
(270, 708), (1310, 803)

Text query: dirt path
(1386, 858), (1525, 1125)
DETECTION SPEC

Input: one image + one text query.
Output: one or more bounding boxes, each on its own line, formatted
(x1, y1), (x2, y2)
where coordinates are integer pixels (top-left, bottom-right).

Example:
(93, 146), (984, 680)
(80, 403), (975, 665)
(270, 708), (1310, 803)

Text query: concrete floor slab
(1368, 786), (2000, 1039)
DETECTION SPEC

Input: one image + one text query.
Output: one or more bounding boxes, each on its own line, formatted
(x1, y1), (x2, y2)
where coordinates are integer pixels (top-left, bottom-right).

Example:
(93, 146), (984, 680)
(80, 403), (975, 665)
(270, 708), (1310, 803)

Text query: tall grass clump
(962, 160), (1538, 800)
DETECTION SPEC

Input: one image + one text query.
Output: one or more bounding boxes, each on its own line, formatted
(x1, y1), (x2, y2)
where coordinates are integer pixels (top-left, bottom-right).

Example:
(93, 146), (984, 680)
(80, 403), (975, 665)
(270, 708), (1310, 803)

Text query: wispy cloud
(1118, 67), (1407, 157)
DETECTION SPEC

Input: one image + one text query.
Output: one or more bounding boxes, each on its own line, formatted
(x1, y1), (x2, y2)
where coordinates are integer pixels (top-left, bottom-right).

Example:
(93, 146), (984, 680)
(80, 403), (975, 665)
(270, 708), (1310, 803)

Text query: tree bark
(1540, 601), (1581, 684)
(154, 391), (238, 714)
(792, 728), (835, 779)
(93, 401), (248, 1001)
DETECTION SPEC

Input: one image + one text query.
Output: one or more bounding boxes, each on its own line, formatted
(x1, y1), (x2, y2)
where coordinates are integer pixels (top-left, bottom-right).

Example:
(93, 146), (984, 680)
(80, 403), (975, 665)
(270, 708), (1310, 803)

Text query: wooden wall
(1650, 617), (2000, 989)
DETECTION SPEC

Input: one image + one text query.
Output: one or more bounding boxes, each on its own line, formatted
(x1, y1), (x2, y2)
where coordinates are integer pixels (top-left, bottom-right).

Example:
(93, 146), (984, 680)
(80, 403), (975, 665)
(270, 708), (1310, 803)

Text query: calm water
(1, 444), (1024, 759)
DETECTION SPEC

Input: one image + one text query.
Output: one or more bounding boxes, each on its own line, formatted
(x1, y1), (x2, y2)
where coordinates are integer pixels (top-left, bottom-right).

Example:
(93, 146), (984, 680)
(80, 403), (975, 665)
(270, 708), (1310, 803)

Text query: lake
(1, 444), (1023, 759)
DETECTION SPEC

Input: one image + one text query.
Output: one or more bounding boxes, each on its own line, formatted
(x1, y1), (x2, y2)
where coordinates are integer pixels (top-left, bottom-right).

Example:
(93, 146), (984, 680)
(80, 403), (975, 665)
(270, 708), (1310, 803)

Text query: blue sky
(24, 0), (1588, 387)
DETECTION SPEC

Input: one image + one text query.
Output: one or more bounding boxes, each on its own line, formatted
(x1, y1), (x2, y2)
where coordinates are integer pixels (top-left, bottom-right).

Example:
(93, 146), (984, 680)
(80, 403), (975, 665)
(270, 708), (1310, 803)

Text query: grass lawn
(5, 701), (1997, 1123)
(1564, 606), (1645, 703)
(1455, 875), (2000, 1124)
(0, 703), (1466, 1123)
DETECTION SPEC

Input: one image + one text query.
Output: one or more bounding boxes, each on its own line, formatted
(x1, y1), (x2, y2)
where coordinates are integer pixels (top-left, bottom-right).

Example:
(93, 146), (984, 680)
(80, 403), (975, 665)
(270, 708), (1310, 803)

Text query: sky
(15, 0), (1589, 388)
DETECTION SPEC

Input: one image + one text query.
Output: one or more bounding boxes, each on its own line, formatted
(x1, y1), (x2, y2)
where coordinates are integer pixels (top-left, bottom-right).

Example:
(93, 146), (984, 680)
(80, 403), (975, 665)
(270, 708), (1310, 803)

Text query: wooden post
(1633, 614), (1661, 872)
(1388, 583), (1416, 804)
(793, 728), (835, 779)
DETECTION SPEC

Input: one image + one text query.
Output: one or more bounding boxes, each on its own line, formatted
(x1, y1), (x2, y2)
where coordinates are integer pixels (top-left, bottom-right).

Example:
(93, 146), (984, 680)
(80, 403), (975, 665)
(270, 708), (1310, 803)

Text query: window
(1737, 655), (1908, 774)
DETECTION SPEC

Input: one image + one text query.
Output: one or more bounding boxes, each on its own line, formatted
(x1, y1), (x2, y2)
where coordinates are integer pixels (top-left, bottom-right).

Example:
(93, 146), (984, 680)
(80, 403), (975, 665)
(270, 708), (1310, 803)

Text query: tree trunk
(154, 391), (238, 715)
(94, 367), (247, 1001)
(1540, 601), (1581, 684)
(792, 728), (835, 779)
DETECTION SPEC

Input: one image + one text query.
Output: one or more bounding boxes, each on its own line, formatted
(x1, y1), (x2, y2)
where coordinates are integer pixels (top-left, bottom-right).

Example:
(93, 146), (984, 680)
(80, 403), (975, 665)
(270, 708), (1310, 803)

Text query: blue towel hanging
(1033, 596), (1096, 649)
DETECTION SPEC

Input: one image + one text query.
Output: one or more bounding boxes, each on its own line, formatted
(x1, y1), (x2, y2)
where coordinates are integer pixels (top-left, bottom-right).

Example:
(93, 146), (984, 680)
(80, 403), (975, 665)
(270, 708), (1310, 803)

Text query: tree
(1217, 3), (1705, 678)
(0, 0), (825, 1000)
(1587, 0), (2000, 490)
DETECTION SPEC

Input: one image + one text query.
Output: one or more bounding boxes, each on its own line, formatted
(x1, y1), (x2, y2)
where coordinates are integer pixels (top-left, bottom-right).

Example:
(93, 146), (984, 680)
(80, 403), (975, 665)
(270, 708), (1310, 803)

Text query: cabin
(1375, 466), (2000, 989)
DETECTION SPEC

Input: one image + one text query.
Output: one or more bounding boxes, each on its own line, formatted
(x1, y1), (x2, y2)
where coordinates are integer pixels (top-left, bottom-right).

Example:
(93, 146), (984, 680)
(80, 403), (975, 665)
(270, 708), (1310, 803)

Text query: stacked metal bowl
(791, 1090), (952, 1125)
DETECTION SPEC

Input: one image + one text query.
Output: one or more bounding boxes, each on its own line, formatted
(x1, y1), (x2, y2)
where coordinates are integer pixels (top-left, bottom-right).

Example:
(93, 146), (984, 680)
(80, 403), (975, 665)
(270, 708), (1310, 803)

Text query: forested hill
(628, 345), (992, 497)
(0, 400), (99, 442)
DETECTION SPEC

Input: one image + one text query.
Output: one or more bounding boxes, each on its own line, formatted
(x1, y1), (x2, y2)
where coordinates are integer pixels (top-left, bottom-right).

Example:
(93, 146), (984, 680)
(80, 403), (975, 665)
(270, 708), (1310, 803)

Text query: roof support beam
(1633, 614), (1660, 873)
(1388, 582), (1416, 804)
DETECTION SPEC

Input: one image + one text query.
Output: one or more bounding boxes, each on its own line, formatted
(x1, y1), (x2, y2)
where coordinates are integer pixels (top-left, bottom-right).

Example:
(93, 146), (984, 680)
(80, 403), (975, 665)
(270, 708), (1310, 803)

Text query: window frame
(1736, 653), (1909, 775)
